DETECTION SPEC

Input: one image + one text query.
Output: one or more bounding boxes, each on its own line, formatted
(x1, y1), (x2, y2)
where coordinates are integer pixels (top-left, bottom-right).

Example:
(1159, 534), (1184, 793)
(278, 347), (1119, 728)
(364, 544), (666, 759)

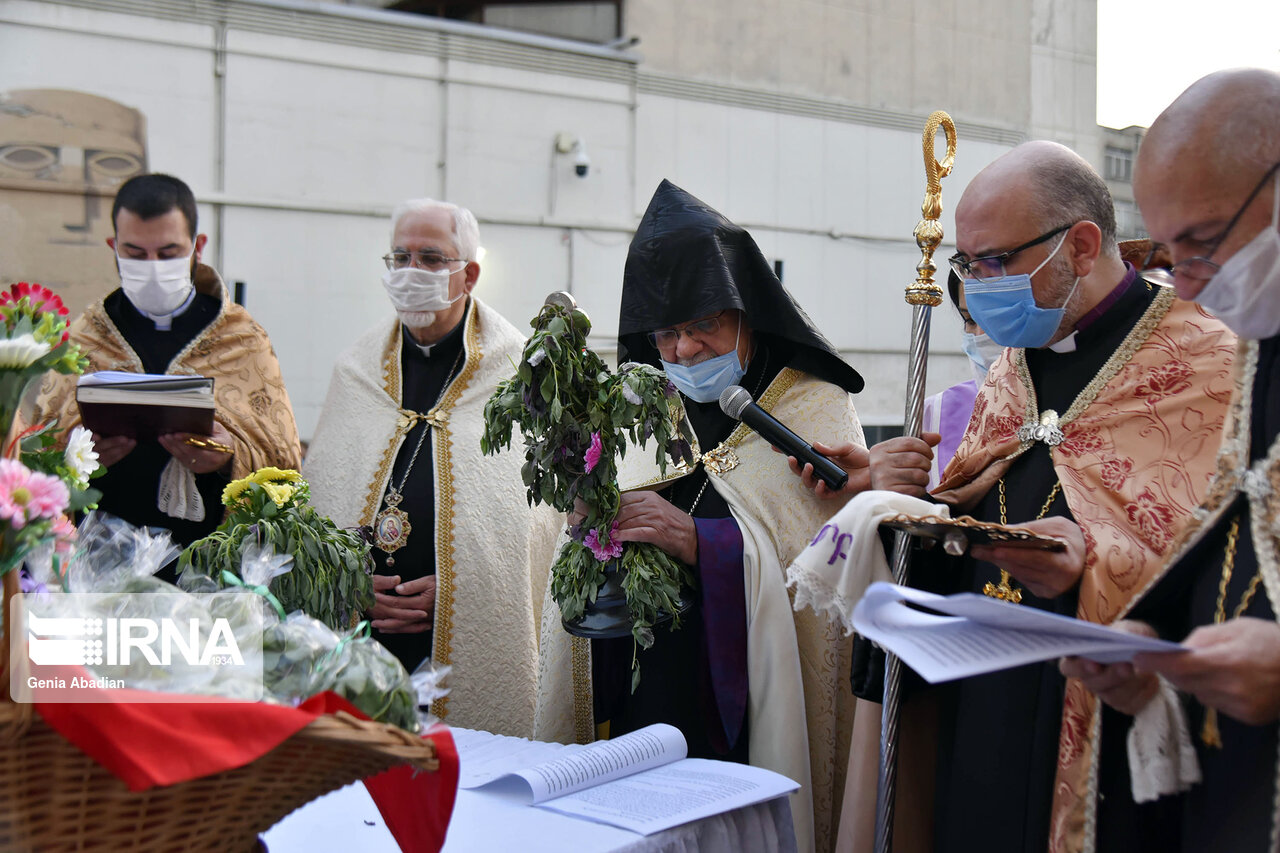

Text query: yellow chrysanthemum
(249, 467), (303, 486)
(221, 476), (254, 506)
(261, 482), (296, 507)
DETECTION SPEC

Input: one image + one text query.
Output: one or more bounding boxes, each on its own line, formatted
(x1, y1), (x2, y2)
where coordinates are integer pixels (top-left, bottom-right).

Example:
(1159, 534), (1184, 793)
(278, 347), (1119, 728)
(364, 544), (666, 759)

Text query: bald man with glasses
(1062, 67), (1280, 852)
(808, 141), (1237, 853)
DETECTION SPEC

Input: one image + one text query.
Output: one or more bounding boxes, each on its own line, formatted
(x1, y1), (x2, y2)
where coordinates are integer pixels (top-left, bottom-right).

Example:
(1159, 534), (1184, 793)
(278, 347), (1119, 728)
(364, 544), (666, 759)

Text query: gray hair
(390, 198), (481, 261)
(1029, 157), (1120, 258)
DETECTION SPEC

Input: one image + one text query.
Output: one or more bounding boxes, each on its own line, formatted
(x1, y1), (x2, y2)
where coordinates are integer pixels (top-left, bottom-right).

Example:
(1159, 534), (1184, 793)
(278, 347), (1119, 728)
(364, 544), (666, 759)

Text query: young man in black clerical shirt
(32, 174), (301, 576)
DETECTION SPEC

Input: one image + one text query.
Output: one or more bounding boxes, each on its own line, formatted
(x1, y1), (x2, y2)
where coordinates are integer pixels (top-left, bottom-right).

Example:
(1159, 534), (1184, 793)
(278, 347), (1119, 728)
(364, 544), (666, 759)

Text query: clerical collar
(139, 288), (197, 331)
(1048, 332), (1078, 354)
(403, 307), (467, 358)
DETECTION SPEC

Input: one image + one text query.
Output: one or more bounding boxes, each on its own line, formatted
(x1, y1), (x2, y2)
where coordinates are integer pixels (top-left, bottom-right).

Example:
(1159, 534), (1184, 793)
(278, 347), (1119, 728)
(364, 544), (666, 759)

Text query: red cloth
(33, 670), (457, 852)
(365, 724), (459, 852)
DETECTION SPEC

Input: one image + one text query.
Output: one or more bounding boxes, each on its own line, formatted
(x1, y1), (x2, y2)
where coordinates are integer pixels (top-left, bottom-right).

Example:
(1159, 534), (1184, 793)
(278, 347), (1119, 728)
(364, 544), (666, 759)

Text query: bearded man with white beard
(303, 199), (561, 738)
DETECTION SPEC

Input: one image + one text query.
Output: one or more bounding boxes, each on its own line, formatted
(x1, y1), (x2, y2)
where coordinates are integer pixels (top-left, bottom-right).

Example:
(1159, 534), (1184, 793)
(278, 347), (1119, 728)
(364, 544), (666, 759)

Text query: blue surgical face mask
(961, 331), (1004, 383)
(661, 323), (746, 403)
(962, 230), (1078, 349)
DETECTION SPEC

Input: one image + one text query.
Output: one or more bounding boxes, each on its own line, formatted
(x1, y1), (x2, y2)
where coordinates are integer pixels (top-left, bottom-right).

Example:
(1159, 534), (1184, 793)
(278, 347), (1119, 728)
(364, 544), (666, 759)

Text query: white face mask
(961, 331), (1004, 384)
(381, 266), (465, 319)
(117, 253), (194, 316)
(1196, 178), (1280, 341)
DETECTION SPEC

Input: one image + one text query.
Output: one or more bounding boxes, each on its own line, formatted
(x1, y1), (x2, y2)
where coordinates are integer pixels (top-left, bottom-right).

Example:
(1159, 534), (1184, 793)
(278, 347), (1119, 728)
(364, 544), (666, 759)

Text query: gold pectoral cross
(983, 572), (1023, 604)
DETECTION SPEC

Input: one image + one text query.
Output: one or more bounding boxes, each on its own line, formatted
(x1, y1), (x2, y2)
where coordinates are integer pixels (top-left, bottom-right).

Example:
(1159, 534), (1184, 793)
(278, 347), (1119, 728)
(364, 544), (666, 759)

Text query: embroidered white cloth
(1127, 675), (1201, 803)
(155, 457), (206, 522)
(536, 368), (867, 853)
(786, 490), (946, 636)
(305, 299), (562, 738)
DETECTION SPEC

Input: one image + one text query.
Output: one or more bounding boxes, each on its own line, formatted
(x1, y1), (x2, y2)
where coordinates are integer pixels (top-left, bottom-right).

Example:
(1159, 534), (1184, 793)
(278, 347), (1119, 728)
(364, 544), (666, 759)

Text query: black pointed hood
(618, 180), (863, 394)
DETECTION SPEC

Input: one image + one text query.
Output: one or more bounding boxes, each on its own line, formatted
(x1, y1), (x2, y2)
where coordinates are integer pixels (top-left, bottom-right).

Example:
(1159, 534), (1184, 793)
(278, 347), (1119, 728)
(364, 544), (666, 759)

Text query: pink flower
(50, 514), (76, 555)
(584, 432), (603, 474)
(584, 523), (624, 562)
(0, 459), (69, 530)
(2, 282), (69, 317)
(1, 282), (71, 343)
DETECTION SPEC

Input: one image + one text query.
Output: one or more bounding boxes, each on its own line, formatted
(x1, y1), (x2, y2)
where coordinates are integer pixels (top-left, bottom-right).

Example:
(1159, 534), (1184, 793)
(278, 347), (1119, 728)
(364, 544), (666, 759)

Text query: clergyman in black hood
(590, 179), (869, 853)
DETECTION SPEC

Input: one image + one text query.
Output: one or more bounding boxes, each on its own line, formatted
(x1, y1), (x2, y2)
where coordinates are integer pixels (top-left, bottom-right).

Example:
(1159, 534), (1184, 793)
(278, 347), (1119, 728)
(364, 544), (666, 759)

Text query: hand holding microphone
(718, 385), (850, 493)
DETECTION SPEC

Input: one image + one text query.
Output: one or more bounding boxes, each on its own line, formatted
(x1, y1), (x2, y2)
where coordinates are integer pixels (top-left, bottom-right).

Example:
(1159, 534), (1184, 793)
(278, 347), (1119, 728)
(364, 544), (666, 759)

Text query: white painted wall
(0, 0), (1100, 439)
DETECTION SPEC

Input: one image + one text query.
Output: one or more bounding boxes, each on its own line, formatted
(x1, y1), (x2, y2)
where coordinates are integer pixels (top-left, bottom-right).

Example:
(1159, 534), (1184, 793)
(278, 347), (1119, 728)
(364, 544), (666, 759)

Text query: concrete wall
(0, 0), (1100, 439)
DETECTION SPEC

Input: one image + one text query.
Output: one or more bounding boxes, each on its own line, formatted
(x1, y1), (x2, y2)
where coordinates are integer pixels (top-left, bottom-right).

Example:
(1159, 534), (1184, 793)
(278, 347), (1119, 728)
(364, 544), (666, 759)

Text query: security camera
(574, 143), (590, 178)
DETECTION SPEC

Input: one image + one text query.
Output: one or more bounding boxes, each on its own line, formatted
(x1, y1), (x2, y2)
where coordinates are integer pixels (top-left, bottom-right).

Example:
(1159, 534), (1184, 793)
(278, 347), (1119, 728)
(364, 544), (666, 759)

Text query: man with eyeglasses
(817, 141), (1235, 853)
(540, 180), (868, 853)
(32, 173), (302, 564)
(1057, 67), (1280, 852)
(304, 198), (562, 738)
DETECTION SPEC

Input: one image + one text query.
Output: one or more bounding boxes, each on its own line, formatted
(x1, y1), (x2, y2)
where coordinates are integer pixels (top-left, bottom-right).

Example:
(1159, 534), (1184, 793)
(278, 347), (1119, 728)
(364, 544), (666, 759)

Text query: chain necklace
(983, 476), (1063, 603)
(373, 346), (465, 566)
(1200, 514), (1261, 748)
(669, 345), (770, 517)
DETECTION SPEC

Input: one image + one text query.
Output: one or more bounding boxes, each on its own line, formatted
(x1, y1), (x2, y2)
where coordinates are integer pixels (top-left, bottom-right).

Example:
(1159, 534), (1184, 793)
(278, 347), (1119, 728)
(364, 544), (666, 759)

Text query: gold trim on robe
(932, 291), (1237, 853)
(32, 264), (302, 484)
(1130, 338), (1280, 852)
(304, 298), (563, 738)
(535, 367), (867, 853)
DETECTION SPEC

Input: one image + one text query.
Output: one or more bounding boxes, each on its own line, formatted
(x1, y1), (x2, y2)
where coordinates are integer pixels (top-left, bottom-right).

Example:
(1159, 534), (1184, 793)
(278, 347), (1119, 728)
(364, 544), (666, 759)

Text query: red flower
(3, 282), (69, 317)
(985, 413), (1022, 443)
(1135, 359), (1194, 405)
(1059, 427), (1105, 458)
(1125, 487), (1176, 552)
(1081, 526), (1099, 570)
(1057, 689), (1092, 766)
(1099, 457), (1133, 491)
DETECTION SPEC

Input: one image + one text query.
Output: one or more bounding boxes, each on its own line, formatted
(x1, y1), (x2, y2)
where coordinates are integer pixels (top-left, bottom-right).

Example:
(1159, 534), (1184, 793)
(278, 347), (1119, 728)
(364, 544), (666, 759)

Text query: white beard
(398, 309), (437, 329)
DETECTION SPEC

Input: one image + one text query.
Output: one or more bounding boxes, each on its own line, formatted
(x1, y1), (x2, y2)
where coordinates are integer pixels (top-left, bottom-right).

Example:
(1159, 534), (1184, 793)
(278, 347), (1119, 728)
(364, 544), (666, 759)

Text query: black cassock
(594, 179), (863, 761)
(369, 317), (465, 673)
(913, 274), (1181, 853)
(94, 289), (229, 583)
(1132, 331), (1280, 852)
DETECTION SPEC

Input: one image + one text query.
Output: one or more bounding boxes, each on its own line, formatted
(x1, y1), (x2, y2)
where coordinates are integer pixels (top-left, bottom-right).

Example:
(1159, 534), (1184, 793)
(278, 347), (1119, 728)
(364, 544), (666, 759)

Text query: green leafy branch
(482, 301), (696, 688)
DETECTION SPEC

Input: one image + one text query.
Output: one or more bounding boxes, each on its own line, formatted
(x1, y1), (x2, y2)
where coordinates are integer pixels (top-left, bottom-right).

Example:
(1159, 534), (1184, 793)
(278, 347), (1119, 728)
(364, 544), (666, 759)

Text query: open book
(455, 723), (798, 835)
(76, 372), (215, 439)
(853, 581), (1184, 683)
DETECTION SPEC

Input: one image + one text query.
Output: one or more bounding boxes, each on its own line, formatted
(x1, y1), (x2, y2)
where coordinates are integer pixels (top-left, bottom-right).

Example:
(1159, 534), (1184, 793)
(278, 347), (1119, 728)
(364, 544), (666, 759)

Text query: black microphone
(718, 385), (849, 492)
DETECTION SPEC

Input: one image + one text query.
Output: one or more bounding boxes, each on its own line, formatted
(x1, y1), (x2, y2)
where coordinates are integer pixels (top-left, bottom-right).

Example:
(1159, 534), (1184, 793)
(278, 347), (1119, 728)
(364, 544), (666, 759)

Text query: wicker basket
(0, 569), (441, 852)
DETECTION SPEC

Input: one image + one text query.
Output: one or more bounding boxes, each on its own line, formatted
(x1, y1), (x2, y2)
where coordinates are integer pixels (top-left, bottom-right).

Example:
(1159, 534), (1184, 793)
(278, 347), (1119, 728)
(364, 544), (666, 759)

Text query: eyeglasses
(646, 311), (728, 350)
(949, 223), (1073, 283)
(381, 250), (467, 271)
(1144, 160), (1280, 286)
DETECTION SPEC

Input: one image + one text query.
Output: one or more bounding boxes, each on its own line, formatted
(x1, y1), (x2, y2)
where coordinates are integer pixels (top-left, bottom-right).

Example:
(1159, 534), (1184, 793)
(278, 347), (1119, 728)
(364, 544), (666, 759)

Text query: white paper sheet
(475, 724), (686, 802)
(537, 758), (799, 836)
(852, 582), (1184, 683)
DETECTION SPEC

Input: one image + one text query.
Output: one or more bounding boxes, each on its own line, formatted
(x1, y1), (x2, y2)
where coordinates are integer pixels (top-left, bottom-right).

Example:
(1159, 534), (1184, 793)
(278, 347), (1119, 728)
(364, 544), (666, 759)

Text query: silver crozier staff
(874, 110), (956, 853)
